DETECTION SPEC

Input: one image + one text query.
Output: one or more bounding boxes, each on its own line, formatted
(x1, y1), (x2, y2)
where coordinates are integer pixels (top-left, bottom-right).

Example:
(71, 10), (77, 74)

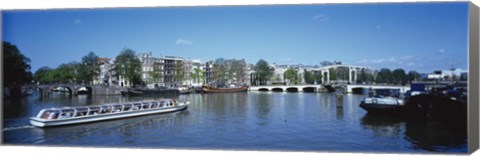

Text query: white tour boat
(30, 99), (190, 127)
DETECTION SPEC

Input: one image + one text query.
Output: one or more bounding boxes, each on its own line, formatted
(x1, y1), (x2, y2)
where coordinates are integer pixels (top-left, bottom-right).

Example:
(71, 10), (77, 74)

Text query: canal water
(2, 92), (467, 153)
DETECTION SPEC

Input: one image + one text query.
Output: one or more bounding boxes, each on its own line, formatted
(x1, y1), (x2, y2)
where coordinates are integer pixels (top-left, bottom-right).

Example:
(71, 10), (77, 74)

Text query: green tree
(329, 68), (337, 81)
(284, 68), (299, 85)
(149, 62), (163, 84)
(303, 69), (315, 84)
(115, 48), (142, 86)
(34, 66), (53, 84)
(358, 69), (374, 84)
(253, 59), (273, 85)
(375, 68), (392, 84)
(191, 68), (204, 84)
(56, 62), (80, 84)
(230, 59), (246, 84)
(78, 52), (100, 84)
(407, 70), (421, 83)
(392, 68), (407, 85)
(3, 41), (33, 88)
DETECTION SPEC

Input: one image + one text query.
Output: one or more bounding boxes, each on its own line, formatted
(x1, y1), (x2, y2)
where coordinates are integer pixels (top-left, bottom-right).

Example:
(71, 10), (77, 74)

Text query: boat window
(123, 104), (133, 111)
(74, 107), (89, 117)
(159, 101), (166, 107)
(133, 103), (142, 110)
(142, 103), (150, 109)
(113, 105), (123, 112)
(151, 102), (158, 108)
(100, 105), (112, 114)
(87, 106), (100, 116)
(59, 109), (75, 119)
(39, 110), (60, 120)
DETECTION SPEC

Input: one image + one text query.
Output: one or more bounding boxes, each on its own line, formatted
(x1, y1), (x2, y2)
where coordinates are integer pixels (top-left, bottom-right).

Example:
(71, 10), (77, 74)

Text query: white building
(93, 57), (115, 86)
(137, 52), (164, 87)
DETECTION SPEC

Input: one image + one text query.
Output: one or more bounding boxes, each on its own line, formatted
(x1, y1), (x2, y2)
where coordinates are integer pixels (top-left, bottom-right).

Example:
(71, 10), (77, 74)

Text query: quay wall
(91, 86), (126, 95)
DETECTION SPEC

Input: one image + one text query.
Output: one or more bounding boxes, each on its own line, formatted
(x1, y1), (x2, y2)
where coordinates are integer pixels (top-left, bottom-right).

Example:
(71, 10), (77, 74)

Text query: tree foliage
(284, 68), (299, 85)
(191, 67), (204, 84)
(375, 68), (392, 84)
(78, 52), (100, 84)
(407, 70), (421, 83)
(115, 48), (142, 85)
(253, 59), (273, 85)
(149, 62), (163, 83)
(3, 41), (32, 87)
(358, 68), (374, 84)
(34, 66), (52, 84)
(328, 68), (337, 81)
(392, 68), (407, 85)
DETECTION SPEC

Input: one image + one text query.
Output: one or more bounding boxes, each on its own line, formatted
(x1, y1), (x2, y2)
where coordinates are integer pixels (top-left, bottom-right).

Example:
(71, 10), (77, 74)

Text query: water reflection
(336, 94), (344, 120)
(404, 121), (467, 151)
(360, 114), (404, 138)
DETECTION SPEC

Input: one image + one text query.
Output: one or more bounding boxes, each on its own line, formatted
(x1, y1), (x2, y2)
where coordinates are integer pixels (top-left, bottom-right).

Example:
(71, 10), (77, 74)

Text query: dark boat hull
(359, 102), (406, 116)
(121, 88), (179, 96)
(202, 87), (248, 93)
(405, 94), (467, 123)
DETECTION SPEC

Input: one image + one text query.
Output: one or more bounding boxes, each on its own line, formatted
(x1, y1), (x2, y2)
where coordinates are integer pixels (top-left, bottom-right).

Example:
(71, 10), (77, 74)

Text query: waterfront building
(204, 61), (214, 84)
(427, 68), (468, 82)
(137, 52), (164, 88)
(93, 57), (115, 86)
(270, 64), (289, 84)
(183, 58), (203, 86)
(204, 58), (248, 86)
(161, 56), (185, 87)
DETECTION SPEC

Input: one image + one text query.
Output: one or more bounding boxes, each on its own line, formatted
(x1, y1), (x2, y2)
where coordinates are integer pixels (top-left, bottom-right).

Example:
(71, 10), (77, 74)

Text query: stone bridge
(249, 85), (324, 92)
(32, 84), (126, 97)
(249, 84), (411, 94)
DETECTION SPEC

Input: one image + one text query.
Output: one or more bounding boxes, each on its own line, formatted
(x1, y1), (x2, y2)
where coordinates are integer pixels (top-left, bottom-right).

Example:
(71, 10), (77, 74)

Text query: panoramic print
(2, 2), (469, 154)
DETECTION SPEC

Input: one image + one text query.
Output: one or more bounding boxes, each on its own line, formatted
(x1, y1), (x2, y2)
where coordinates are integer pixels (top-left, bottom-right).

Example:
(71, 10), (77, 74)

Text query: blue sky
(2, 2), (469, 73)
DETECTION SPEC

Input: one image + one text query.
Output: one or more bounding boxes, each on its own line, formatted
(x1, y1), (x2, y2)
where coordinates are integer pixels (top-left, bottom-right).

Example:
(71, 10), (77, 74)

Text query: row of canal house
(93, 51), (374, 88)
(93, 52), (252, 88)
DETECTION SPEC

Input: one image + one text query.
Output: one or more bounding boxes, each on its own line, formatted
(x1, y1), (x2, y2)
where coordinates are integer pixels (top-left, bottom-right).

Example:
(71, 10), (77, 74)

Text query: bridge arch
(302, 87), (316, 93)
(49, 85), (74, 95)
(271, 88), (283, 92)
(258, 88), (269, 92)
(286, 87), (298, 92)
(77, 86), (94, 95)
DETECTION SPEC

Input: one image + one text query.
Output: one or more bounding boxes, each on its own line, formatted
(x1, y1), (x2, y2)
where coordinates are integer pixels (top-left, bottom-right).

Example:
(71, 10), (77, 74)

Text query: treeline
(34, 48), (142, 85)
(4, 41), (33, 88)
(250, 59), (422, 86)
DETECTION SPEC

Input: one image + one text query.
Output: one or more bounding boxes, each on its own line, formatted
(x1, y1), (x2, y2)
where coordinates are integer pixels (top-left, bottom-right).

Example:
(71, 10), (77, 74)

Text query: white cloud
(312, 14), (329, 22)
(73, 19), (82, 24)
(175, 39), (192, 46)
(437, 49), (446, 54)
(357, 55), (419, 66)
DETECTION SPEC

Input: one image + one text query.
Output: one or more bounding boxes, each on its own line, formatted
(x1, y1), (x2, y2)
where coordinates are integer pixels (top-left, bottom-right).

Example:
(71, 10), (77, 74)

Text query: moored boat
(30, 99), (190, 127)
(359, 89), (405, 116)
(202, 86), (248, 93)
